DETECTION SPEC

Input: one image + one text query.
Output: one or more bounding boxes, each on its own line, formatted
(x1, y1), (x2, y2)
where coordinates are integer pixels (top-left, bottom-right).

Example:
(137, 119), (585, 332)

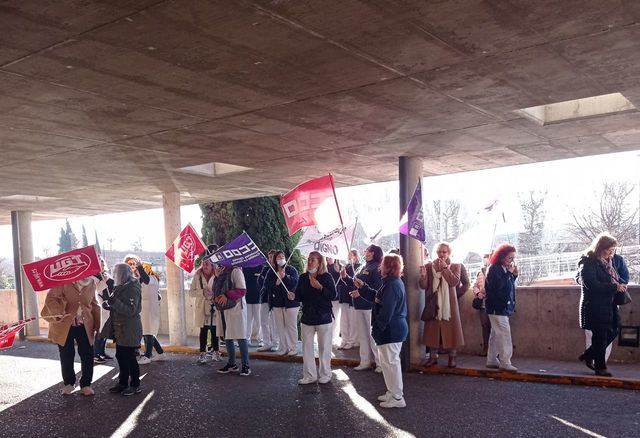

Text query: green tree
(201, 196), (304, 272)
(58, 220), (78, 253)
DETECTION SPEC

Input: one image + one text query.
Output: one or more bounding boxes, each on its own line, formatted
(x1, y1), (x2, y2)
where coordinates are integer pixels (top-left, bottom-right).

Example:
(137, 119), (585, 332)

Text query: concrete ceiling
(2, 0), (640, 224)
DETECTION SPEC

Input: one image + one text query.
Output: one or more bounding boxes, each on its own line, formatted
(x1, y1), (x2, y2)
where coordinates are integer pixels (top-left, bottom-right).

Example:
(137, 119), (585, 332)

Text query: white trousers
(260, 303), (279, 348)
(246, 303), (262, 343)
(585, 330), (612, 361)
(273, 307), (299, 352)
(354, 309), (379, 365)
(487, 314), (513, 366)
(301, 323), (333, 381)
(377, 342), (403, 399)
(331, 302), (341, 346)
(338, 303), (357, 345)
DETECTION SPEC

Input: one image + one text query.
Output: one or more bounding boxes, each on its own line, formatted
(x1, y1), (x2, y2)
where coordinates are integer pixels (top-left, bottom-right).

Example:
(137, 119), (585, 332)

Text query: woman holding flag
(341, 244), (383, 372)
(266, 250), (300, 356)
(42, 276), (101, 396)
(294, 251), (337, 384)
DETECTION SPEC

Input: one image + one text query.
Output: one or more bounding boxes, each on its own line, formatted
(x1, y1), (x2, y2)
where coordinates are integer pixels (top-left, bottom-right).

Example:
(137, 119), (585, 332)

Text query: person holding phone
(484, 244), (518, 372)
(419, 242), (469, 368)
(577, 233), (628, 376)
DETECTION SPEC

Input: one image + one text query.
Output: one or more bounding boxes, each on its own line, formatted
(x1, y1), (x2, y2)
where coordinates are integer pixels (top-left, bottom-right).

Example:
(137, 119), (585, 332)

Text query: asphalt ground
(1, 341), (639, 438)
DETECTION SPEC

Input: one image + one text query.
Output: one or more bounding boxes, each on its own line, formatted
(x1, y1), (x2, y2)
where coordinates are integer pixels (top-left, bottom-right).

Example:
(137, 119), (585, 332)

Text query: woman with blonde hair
(138, 262), (165, 364)
(294, 251), (337, 384)
(577, 232), (628, 376)
(419, 242), (469, 368)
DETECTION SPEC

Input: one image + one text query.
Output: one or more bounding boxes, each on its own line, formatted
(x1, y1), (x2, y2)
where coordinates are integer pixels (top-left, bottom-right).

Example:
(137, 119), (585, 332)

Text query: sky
(1, 149), (639, 262)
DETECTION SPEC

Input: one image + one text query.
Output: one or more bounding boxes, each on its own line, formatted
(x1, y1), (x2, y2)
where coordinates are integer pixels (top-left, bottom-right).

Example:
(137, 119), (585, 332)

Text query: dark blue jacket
(613, 254), (629, 284)
(266, 265), (300, 309)
(294, 272), (337, 326)
(337, 263), (360, 305)
(342, 261), (382, 310)
(243, 265), (263, 305)
(371, 277), (408, 346)
(485, 264), (517, 316)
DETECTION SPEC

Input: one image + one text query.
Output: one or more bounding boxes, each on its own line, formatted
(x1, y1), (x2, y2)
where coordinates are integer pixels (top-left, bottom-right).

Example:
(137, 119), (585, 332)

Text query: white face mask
(307, 268), (318, 274)
(75, 277), (92, 288)
(276, 259), (286, 267)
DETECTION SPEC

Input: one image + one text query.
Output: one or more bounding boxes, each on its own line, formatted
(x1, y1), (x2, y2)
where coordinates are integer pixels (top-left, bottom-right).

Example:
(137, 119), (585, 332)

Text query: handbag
(613, 290), (632, 306)
(472, 297), (483, 310)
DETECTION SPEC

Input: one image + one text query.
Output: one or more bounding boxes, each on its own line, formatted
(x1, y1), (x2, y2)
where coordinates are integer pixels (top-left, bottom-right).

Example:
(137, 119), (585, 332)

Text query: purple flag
(207, 232), (267, 267)
(399, 180), (426, 242)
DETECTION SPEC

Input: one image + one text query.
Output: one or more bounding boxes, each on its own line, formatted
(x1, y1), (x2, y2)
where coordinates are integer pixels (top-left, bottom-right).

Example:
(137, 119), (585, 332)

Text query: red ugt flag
(0, 318), (35, 349)
(165, 223), (206, 273)
(22, 245), (101, 292)
(280, 175), (340, 235)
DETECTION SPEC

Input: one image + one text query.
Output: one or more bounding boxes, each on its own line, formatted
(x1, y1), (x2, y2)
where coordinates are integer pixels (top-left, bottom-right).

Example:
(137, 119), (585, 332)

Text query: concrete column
(163, 192), (187, 345)
(398, 156), (424, 370)
(11, 211), (40, 336)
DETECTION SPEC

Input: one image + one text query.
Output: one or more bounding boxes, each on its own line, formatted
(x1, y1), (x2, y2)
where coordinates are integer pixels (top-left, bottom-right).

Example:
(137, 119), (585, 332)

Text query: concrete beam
(11, 211), (39, 336)
(163, 192), (187, 346)
(399, 156), (424, 370)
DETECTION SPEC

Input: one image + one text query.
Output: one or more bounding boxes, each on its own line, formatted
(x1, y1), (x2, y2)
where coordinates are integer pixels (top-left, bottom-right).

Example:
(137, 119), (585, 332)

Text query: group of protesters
(39, 229), (630, 406)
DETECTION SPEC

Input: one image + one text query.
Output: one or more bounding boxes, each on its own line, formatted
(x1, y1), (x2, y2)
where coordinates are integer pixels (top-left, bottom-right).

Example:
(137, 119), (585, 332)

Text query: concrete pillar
(163, 192), (187, 345)
(398, 157), (424, 370)
(11, 211), (40, 336)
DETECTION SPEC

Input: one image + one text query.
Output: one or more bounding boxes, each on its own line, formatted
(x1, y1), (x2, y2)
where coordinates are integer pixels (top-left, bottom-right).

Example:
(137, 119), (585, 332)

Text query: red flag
(280, 175), (342, 235)
(165, 223), (206, 273)
(22, 246), (101, 292)
(0, 318), (35, 349)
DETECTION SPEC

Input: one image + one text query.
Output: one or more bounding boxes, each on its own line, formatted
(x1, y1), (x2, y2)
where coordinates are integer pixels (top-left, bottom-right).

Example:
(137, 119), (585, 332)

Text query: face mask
(277, 259), (286, 267)
(308, 268), (318, 274)
(76, 277), (92, 288)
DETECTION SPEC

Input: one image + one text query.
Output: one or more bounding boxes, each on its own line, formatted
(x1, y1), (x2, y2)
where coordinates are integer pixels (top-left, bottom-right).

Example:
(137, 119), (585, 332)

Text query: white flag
(296, 224), (356, 261)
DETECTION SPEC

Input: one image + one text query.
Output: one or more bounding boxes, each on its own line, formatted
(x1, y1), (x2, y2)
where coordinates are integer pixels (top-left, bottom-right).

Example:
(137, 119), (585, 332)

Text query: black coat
(294, 272), (337, 326)
(577, 256), (619, 330)
(266, 265), (300, 309)
(337, 263), (360, 304)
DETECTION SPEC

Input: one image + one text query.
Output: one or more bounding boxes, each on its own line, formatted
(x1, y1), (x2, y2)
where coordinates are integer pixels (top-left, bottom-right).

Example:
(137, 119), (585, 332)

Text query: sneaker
(298, 377), (317, 385)
(337, 344), (348, 350)
(499, 364), (518, 372)
(240, 365), (251, 376)
(137, 356), (151, 365)
(343, 343), (354, 350)
(318, 376), (331, 384)
(197, 353), (208, 364)
(287, 349), (298, 356)
(109, 384), (126, 394)
(152, 353), (167, 362)
(102, 354), (113, 360)
(374, 366), (383, 373)
(122, 386), (142, 396)
(595, 369), (612, 377)
(257, 345), (272, 352)
(378, 391), (392, 402)
(486, 363), (500, 369)
(248, 340), (261, 347)
(354, 363), (371, 371)
(276, 349), (288, 356)
(211, 351), (222, 362)
(79, 386), (94, 396)
(94, 356), (107, 364)
(218, 364), (239, 374)
(380, 396), (406, 409)
(61, 384), (75, 396)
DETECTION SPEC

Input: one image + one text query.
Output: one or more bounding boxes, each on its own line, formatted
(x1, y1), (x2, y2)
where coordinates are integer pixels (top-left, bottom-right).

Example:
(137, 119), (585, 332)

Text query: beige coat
(41, 280), (101, 347)
(419, 262), (469, 349)
(189, 269), (216, 328)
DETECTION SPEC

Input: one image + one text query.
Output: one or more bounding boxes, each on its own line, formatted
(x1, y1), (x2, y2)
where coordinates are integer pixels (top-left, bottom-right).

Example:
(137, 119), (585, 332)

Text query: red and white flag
(22, 245), (101, 292)
(280, 175), (342, 235)
(165, 223), (206, 273)
(0, 318), (35, 349)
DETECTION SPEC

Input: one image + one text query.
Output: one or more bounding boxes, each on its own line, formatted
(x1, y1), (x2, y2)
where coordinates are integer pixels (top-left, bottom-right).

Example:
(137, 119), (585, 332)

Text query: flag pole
(329, 174), (356, 276)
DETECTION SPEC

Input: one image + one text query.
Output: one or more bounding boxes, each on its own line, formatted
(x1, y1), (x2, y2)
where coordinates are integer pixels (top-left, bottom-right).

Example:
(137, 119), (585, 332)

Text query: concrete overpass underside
(2, 0), (640, 222)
